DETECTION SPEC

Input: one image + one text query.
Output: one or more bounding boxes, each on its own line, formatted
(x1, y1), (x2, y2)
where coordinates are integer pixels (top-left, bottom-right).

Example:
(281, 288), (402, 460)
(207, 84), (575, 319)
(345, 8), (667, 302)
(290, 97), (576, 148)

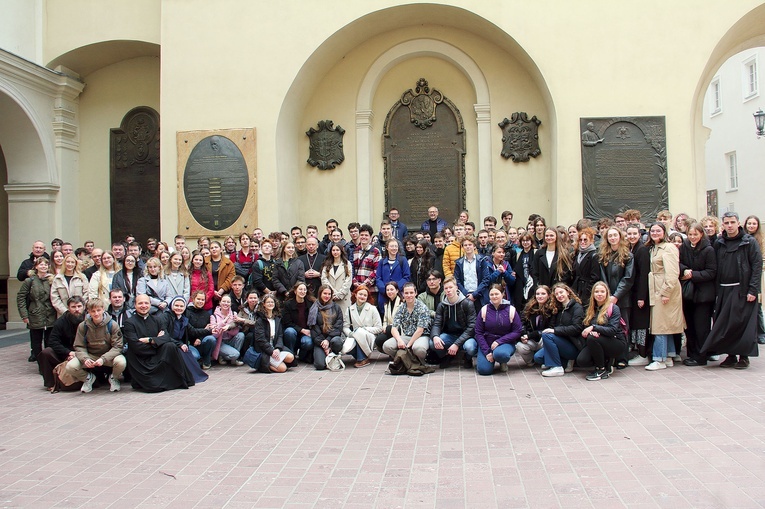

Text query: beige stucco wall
(0, 0), (42, 63)
(155, 0), (764, 238)
(77, 56), (160, 247)
(43, 0), (160, 66)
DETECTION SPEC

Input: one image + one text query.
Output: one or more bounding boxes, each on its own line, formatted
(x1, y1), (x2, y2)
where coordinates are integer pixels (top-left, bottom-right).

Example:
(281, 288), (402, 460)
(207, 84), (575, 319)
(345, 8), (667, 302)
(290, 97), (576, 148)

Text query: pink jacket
(209, 306), (239, 359)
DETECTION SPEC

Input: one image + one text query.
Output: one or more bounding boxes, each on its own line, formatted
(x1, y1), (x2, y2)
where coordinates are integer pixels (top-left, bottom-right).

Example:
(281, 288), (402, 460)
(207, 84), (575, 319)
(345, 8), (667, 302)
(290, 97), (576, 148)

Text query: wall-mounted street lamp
(755, 108), (765, 138)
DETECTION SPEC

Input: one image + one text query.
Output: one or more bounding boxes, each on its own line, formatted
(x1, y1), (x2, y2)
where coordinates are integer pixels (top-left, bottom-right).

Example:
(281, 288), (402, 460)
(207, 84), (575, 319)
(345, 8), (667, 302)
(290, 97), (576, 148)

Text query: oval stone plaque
(183, 135), (249, 231)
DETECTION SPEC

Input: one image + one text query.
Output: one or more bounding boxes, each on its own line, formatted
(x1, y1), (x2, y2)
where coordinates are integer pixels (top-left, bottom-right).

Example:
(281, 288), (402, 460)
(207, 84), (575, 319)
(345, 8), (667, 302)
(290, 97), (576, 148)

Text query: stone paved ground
(0, 335), (764, 509)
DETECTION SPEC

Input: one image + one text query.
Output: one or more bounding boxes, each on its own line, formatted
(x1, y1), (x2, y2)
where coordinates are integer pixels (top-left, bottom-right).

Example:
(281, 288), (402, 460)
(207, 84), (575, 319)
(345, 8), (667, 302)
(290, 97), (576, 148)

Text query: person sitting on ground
(281, 282), (315, 363)
(38, 296), (85, 391)
(474, 284), (523, 375)
(251, 293), (295, 373)
(309, 284), (345, 370)
(382, 282), (431, 360)
(578, 281), (628, 381)
(538, 283), (584, 377)
(66, 298), (126, 393)
(163, 296), (210, 382)
(209, 294), (245, 366)
(422, 276), (477, 368)
(341, 285), (383, 368)
(517, 285), (556, 367)
(123, 294), (196, 392)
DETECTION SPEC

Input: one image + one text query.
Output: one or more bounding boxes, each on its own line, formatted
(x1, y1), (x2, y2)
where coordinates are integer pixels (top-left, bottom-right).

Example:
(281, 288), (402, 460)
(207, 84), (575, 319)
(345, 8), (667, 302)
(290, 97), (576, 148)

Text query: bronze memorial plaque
(383, 79), (466, 229)
(177, 129), (257, 237)
(580, 116), (668, 221)
(110, 106), (160, 244)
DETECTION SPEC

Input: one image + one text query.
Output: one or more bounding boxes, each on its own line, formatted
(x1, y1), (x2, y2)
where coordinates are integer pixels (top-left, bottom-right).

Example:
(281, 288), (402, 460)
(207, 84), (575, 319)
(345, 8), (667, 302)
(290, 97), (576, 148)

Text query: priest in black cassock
(123, 294), (195, 392)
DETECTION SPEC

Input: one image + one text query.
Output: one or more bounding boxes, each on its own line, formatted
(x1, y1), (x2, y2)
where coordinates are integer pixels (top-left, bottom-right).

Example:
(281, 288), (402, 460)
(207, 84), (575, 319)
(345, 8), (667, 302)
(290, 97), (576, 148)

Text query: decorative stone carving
(580, 116), (668, 221)
(306, 120), (345, 170)
(383, 80), (465, 228)
(498, 112), (541, 162)
(401, 78), (443, 130)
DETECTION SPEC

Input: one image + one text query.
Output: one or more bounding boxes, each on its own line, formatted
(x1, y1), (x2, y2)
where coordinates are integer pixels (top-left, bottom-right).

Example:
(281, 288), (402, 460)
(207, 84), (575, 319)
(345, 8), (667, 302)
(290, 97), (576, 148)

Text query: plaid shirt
(392, 300), (431, 337)
(352, 244), (380, 293)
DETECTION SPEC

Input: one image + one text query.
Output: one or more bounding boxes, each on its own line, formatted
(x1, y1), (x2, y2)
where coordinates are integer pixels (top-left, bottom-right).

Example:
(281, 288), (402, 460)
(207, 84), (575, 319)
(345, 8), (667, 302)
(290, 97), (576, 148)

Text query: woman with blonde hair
(137, 257), (171, 314)
(598, 227), (634, 329)
(579, 281), (627, 380)
(744, 215), (765, 344)
(165, 251), (190, 302)
(88, 250), (120, 306)
(50, 253), (88, 317)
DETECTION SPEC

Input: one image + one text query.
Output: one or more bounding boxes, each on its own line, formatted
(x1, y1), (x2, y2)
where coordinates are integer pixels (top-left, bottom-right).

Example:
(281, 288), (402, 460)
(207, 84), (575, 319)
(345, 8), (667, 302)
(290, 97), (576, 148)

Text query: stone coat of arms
(307, 120), (345, 170)
(498, 112), (542, 162)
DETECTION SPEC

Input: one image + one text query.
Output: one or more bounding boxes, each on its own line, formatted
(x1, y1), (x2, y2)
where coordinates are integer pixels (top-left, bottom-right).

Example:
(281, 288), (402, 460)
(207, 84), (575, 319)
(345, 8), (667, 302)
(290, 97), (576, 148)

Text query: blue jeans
(284, 327), (313, 362)
(427, 333), (477, 360)
(188, 336), (216, 365)
(652, 334), (676, 361)
(354, 345), (367, 361)
(218, 332), (244, 361)
(542, 333), (578, 368)
(476, 343), (515, 375)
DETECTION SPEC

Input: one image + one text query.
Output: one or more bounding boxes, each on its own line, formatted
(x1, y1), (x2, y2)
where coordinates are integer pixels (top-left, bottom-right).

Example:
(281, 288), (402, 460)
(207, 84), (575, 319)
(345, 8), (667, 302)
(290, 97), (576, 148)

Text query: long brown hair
(523, 285), (557, 320)
(544, 227), (572, 279)
(599, 227), (631, 267)
(321, 242), (351, 277)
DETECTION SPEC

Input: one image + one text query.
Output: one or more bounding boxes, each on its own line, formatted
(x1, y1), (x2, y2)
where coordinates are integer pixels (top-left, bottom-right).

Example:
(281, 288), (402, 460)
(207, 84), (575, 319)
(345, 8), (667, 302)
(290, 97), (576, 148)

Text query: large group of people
(16, 206), (762, 393)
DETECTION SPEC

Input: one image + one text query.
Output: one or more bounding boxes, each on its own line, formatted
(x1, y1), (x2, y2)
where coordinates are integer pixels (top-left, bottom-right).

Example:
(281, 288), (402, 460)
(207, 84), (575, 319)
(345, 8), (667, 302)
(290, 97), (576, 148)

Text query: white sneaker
(500, 363), (509, 372)
(81, 372), (96, 393)
(665, 357), (674, 367)
(541, 366), (565, 377)
(629, 356), (649, 366)
(672, 355), (682, 363)
(108, 374), (121, 392)
(708, 355), (721, 362)
(231, 360), (244, 367)
(565, 360), (575, 373)
(645, 361), (666, 371)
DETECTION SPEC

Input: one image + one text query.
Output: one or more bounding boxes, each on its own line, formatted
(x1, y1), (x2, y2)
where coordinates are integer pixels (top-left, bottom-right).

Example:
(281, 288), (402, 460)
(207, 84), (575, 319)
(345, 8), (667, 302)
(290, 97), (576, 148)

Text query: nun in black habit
(123, 294), (195, 392)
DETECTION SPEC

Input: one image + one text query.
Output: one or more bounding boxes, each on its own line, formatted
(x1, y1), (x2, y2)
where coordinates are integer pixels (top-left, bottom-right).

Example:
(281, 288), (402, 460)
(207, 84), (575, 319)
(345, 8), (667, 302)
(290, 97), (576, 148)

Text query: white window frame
(710, 76), (722, 116)
(726, 151), (738, 192)
(742, 55), (759, 102)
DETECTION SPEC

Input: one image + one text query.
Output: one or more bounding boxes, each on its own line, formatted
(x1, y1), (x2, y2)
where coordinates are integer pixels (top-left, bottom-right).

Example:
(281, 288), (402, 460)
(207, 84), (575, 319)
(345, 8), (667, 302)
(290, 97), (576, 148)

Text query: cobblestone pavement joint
(0, 342), (763, 508)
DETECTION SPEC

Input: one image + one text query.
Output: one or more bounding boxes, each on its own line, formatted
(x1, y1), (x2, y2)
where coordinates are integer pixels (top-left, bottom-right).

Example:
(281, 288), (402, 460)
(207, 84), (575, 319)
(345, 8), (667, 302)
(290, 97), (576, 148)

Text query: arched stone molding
(691, 4), (765, 218)
(355, 38), (491, 224)
(0, 49), (83, 328)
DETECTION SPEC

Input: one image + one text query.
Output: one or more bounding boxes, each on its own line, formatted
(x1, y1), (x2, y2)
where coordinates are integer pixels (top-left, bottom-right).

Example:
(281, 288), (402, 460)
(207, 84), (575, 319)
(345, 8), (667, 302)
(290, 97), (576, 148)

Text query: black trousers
(583, 335), (626, 369)
(683, 300), (713, 360)
(29, 328), (53, 358)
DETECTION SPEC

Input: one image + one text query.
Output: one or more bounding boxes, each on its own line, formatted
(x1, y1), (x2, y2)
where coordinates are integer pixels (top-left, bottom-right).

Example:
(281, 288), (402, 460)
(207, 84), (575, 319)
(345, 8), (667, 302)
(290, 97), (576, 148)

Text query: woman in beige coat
(320, 243), (353, 330)
(646, 222), (685, 371)
(50, 254), (89, 317)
